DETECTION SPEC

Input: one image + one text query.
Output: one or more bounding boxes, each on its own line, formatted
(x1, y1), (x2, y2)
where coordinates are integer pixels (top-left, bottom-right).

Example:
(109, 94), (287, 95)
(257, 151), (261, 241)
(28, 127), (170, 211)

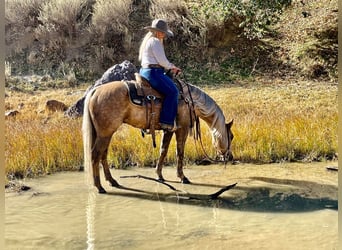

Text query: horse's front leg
(175, 128), (191, 184)
(156, 131), (173, 182)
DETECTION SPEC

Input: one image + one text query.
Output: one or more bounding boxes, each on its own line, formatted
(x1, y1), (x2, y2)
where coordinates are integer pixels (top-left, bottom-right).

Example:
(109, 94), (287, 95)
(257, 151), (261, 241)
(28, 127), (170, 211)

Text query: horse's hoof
(181, 177), (191, 184)
(98, 187), (107, 194)
(112, 184), (122, 189)
(158, 177), (165, 182)
(110, 180), (120, 188)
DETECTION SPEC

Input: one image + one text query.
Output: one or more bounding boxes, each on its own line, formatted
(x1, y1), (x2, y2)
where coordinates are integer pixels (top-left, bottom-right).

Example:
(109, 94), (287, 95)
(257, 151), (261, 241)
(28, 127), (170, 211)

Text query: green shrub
(190, 0), (291, 40)
(5, 0), (337, 82)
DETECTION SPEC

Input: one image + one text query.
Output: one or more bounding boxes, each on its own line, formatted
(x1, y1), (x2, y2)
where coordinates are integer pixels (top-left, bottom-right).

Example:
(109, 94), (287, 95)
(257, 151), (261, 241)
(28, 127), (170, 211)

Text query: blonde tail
(82, 89), (96, 186)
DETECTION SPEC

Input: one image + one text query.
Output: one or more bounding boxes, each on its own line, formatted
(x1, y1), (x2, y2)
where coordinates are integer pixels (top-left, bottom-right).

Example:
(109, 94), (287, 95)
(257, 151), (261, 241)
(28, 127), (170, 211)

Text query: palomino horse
(82, 76), (234, 193)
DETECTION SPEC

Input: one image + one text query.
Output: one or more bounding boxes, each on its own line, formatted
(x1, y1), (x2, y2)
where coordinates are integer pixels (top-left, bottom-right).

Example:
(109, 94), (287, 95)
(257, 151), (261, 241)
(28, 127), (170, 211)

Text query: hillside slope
(260, 0), (338, 80)
(5, 0), (337, 84)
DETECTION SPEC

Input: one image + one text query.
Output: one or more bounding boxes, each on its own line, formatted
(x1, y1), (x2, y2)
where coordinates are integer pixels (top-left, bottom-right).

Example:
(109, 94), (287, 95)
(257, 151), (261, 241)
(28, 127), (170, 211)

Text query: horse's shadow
(105, 176), (338, 213)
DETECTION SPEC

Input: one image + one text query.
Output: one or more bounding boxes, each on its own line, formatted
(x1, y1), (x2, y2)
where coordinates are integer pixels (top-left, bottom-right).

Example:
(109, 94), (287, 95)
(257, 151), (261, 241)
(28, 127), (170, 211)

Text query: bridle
(173, 73), (232, 166)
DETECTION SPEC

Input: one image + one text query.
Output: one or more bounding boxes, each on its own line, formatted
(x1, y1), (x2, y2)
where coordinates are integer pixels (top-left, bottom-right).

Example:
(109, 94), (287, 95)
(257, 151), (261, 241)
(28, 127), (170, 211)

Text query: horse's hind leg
(91, 146), (106, 194)
(97, 136), (121, 188)
(92, 136), (119, 193)
(101, 148), (120, 188)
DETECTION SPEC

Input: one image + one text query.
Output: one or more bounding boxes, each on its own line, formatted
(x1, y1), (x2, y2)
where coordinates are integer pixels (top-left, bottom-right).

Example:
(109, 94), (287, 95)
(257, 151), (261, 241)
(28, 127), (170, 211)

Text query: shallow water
(5, 162), (338, 250)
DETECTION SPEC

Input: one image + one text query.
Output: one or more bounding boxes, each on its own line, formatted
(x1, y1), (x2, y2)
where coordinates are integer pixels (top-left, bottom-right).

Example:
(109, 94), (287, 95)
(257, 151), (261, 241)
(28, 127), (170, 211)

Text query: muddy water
(5, 162), (338, 250)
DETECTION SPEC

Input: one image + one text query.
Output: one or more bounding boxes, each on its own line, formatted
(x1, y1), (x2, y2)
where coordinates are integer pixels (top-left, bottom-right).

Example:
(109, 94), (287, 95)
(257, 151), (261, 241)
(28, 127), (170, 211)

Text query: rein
(174, 75), (228, 166)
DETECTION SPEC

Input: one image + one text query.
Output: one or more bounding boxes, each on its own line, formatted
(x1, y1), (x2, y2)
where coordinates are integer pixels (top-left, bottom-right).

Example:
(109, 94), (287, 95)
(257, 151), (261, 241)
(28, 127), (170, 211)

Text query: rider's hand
(171, 66), (181, 76)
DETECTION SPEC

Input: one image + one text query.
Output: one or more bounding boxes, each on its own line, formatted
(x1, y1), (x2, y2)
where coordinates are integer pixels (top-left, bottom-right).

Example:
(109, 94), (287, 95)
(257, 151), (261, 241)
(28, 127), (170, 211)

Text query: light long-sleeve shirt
(141, 37), (174, 69)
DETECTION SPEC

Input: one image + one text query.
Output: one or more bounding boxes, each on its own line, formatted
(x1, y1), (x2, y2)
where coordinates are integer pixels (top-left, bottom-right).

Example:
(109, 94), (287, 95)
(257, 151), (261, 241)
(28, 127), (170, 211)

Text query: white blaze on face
(212, 127), (228, 155)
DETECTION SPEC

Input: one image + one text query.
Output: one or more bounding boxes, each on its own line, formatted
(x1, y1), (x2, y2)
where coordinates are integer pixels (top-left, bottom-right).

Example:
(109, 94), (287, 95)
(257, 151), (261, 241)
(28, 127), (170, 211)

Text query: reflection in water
(86, 189), (96, 250)
(212, 202), (219, 233)
(85, 162), (96, 250)
(156, 184), (182, 230)
(156, 185), (168, 229)
(5, 163), (338, 250)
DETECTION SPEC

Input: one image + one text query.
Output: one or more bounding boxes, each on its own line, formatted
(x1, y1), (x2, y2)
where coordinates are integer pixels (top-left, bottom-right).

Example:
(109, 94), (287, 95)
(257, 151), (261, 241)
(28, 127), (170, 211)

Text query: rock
(17, 103), (24, 109)
(5, 181), (31, 193)
(45, 99), (68, 112)
(9, 86), (20, 92)
(326, 166), (338, 171)
(5, 110), (19, 118)
(41, 74), (52, 82)
(64, 60), (138, 118)
(20, 185), (31, 191)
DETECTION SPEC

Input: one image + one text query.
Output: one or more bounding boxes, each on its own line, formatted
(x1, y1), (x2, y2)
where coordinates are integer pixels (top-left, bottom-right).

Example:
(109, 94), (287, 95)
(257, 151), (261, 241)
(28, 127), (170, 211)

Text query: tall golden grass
(224, 81), (337, 162)
(5, 80), (337, 181)
(5, 115), (83, 179)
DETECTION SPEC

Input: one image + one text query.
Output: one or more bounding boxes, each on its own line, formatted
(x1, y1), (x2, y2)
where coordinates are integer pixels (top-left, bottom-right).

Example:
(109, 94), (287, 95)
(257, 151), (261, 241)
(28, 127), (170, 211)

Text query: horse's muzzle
(217, 150), (233, 162)
(226, 150), (234, 161)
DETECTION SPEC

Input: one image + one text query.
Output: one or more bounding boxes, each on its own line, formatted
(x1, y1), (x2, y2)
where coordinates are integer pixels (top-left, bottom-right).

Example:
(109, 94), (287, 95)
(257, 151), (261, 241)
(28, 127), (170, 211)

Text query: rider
(138, 19), (182, 132)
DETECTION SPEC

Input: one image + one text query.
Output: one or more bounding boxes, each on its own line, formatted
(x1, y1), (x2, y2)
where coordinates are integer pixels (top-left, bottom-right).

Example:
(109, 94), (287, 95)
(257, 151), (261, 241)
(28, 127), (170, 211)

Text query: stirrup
(160, 122), (179, 132)
(141, 129), (151, 137)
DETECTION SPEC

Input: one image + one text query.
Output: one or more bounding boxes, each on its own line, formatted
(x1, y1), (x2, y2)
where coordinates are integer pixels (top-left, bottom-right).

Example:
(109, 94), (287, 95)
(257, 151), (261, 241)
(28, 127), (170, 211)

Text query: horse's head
(216, 119), (234, 161)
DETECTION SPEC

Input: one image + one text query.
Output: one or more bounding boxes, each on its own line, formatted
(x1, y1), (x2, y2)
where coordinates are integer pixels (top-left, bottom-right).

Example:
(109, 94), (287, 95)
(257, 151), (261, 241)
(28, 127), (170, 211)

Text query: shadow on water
(227, 187), (338, 212)
(105, 177), (338, 213)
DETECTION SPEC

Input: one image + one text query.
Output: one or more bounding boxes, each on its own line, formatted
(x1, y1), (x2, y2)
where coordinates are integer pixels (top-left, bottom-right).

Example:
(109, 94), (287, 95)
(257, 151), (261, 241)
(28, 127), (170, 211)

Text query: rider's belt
(147, 64), (164, 69)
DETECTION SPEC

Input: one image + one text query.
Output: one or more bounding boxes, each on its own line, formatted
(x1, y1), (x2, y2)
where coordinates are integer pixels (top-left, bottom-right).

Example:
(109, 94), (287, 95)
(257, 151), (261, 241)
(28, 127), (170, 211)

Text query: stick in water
(120, 174), (237, 199)
(120, 175), (180, 191)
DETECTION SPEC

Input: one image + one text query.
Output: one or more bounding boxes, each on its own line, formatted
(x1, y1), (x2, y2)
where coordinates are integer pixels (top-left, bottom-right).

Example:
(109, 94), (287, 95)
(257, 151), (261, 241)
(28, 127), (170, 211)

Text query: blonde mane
(181, 81), (229, 153)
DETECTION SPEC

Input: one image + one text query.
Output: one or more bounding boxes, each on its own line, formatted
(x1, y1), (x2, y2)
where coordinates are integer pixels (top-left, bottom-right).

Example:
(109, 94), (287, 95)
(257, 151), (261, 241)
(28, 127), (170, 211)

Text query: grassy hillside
(5, 0), (337, 84)
(262, 0), (338, 80)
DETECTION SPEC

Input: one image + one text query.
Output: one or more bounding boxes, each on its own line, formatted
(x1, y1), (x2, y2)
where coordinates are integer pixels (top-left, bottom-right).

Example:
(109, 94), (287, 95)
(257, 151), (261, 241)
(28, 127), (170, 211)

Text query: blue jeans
(139, 68), (179, 125)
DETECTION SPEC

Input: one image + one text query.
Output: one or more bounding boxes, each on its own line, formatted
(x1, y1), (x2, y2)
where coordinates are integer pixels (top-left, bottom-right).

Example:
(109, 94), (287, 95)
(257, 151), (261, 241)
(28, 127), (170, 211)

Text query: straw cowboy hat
(144, 19), (174, 37)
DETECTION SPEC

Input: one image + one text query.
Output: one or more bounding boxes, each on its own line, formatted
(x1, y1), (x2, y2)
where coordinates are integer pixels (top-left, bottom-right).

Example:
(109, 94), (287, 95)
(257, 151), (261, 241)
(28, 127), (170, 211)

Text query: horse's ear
(226, 119), (234, 129)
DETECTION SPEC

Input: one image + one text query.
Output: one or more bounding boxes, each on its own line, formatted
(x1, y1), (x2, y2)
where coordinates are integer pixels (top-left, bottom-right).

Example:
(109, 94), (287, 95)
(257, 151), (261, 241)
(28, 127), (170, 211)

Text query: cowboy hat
(144, 19), (174, 37)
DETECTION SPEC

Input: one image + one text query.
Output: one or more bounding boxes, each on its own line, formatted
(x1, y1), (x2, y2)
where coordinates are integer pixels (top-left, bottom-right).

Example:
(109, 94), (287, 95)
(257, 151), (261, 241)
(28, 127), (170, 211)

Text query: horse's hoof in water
(181, 177), (191, 184)
(110, 180), (120, 188)
(111, 183), (122, 189)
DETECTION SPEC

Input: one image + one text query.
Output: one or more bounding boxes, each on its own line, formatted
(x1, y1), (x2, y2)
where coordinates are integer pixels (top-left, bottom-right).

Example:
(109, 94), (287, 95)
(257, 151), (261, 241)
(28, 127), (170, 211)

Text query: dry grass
(5, 79), (337, 182)
(215, 79), (338, 162)
(5, 88), (84, 180)
(6, 116), (83, 179)
(91, 0), (132, 37)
